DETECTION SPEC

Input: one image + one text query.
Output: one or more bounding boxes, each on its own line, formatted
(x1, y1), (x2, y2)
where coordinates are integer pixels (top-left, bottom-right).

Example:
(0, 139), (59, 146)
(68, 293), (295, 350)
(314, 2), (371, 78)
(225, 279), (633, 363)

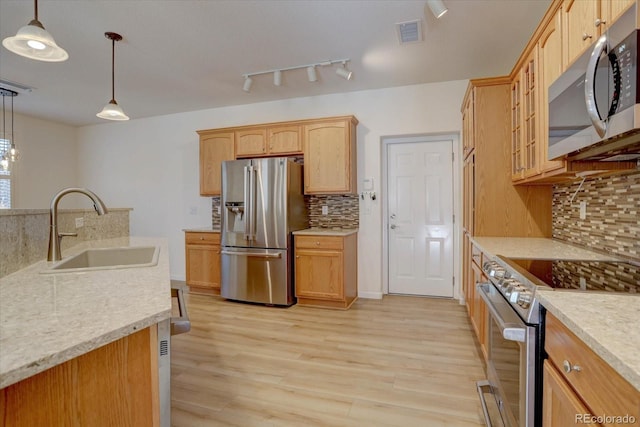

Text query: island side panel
(0, 326), (159, 426)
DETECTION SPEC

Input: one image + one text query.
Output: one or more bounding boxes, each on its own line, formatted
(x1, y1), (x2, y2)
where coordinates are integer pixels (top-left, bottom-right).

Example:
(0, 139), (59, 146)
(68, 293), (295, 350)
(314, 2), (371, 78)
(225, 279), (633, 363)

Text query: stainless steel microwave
(548, 5), (640, 162)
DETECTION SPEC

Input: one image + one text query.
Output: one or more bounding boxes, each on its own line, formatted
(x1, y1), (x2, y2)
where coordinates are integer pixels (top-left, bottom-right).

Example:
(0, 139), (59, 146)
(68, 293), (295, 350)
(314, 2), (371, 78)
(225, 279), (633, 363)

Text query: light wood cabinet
(0, 326), (159, 426)
(303, 116), (358, 194)
(462, 89), (475, 158)
(295, 233), (357, 309)
(197, 131), (235, 196)
(543, 312), (640, 427)
(562, 0), (634, 69)
(235, 124), (303, 158)
(543, 360), (599, 427)
(185, 231), (221, 295)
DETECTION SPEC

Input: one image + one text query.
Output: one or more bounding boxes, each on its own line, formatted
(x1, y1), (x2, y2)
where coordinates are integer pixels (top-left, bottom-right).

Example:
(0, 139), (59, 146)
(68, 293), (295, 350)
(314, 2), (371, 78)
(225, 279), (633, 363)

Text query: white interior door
(387, 139), (454, 297)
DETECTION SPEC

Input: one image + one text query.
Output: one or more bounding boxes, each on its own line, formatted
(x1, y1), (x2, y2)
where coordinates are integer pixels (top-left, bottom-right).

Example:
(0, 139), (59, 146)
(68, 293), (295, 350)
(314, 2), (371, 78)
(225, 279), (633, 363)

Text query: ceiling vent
(396, 20), (423, 44)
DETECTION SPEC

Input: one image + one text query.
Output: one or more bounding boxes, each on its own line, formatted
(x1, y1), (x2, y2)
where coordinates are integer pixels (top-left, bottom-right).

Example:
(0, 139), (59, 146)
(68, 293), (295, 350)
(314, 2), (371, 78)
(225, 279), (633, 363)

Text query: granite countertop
(0, 237), (172, 389)
(537, 289), (640, 391)
(293, 228), (358, 237)
(471, 237), (623, 261)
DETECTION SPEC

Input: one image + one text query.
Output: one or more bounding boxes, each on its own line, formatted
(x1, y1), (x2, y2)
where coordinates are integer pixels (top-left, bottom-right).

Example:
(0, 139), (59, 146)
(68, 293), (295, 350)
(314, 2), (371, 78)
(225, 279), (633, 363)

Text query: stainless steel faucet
(47, 188), (109, 262)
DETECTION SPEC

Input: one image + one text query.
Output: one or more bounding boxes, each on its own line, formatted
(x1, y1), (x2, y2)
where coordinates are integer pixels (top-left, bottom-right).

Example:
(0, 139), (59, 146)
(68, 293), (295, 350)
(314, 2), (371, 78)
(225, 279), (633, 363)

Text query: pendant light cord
(2, 94), (5, 143)
(111, 38), (116, 102)
(11, 94), (14, 147)
(34, 0), (38, 21)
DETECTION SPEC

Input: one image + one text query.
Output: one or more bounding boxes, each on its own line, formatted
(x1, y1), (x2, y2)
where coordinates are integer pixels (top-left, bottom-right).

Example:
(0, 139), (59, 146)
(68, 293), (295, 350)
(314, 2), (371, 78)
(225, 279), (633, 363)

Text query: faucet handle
(59, 232), (78, 237)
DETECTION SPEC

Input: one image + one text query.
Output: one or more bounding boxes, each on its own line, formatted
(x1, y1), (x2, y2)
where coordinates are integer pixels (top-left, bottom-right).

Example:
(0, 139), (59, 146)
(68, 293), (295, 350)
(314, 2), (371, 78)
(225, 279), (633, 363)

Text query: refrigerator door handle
(221, 250), (282, 259)
(249, 165), (256, 241)
(243, 165), (252, 241)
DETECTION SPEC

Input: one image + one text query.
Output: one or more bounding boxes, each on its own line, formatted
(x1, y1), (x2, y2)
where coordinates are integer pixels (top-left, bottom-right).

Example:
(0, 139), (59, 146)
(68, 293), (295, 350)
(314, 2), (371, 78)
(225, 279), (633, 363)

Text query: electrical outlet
(75, 217), (84, 228)
(579, 201), (587, 220)
(579, 277), (587, 290)
(322, 205), (328, 215)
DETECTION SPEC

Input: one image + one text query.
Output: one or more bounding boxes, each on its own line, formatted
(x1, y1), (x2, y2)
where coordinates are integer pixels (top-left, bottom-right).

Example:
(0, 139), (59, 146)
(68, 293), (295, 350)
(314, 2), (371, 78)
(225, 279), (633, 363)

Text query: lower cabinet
(543, 312), (640, 427)
(294, 232), (357, 309)
(185, 231), (221, 295)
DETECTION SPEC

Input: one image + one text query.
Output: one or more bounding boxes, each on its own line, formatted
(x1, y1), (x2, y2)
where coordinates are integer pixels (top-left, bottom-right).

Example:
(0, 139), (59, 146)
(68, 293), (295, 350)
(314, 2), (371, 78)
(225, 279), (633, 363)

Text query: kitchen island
(0, 236), (171, 426)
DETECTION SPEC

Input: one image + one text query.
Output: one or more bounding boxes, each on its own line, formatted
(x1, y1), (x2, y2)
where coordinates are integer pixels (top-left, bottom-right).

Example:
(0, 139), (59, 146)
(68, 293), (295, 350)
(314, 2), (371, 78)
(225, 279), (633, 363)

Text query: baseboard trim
(358, 291), (383, 299)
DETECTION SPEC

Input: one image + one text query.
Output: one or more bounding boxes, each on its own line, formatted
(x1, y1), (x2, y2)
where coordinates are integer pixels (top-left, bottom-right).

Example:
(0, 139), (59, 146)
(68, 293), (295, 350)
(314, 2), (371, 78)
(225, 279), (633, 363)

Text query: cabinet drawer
(185, 232), (220, 245)
(295, 235), (343, 250)
(545, 313), (640, 425)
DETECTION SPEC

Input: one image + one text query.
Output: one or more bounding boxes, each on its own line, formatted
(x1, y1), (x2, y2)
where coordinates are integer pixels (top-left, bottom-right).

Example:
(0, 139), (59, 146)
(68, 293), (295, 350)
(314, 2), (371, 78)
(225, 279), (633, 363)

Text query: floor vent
(396, 20), (422, 44)
(160, 339), (169, 356)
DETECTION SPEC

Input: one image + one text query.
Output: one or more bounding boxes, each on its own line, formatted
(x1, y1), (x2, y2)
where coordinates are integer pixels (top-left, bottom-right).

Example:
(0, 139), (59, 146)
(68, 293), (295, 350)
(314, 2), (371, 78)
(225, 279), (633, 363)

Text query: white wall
(6, 113), (78, 209)
(77, 80), (468, 298)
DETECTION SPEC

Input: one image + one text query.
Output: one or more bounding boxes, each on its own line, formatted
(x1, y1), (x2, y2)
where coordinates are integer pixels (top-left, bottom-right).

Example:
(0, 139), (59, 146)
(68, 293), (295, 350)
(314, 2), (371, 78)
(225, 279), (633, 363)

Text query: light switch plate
(579, 201), (586, 220)
(322, 205), (328, 215)
(363, 177), (374, 191)
(75, 217), (84, 228)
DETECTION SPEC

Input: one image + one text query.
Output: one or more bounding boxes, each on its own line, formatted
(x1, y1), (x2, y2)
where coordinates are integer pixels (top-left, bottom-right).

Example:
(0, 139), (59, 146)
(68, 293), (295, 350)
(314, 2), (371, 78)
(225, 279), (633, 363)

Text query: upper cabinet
(562, 0), (634, 68)
(303, 116), (358, 195)
(462, 89), (475, 159)
(197, 130), (235, 196)
(197, 116), (357, 196)
(235, 124), (303, 158)
(510, 0), (636, 185)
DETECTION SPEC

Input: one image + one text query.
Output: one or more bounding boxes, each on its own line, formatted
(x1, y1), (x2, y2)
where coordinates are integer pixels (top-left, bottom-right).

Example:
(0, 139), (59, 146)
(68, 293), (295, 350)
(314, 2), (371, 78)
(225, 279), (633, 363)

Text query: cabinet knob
(562, 360), (582, 374)
(582, 32), (593, 41)
(200, 236), (205, 240)
(296, 255), (300, 259)
(595, 18), (606, 27)
(316, 241), (320, 245)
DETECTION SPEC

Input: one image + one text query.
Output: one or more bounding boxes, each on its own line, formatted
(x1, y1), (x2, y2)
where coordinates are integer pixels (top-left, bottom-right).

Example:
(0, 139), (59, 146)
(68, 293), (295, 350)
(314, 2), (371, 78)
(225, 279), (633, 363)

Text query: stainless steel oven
(476, 257), (547, 427)
(477, 282), (538, 427)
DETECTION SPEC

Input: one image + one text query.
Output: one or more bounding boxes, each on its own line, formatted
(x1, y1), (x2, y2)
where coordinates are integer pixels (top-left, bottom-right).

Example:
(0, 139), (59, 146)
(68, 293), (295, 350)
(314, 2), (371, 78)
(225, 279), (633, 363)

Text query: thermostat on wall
(363, 177), (374, 191)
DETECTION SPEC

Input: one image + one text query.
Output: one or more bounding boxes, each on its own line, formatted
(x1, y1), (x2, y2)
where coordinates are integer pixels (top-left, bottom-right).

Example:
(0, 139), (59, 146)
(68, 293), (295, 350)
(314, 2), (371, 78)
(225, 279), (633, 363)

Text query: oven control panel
(482, 258), (545, 324)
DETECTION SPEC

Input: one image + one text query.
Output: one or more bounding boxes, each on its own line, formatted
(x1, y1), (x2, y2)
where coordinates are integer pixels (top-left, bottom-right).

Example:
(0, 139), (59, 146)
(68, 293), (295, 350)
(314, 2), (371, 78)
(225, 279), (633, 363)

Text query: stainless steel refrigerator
(220, 157), (308, 306)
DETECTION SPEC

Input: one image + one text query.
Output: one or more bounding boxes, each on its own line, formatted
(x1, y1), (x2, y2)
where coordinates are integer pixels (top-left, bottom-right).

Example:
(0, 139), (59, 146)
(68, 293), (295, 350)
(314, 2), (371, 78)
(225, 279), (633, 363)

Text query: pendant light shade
(97, 32), (129, 121)
(1, 88), (19, 172)
(2, 0), (68, 62)
(427, 0), (448, 19)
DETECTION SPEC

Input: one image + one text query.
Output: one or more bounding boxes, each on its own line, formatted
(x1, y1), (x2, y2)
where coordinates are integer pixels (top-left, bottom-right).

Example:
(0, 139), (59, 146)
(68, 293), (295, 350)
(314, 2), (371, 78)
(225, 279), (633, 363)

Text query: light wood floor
(170, 294), (487, 427)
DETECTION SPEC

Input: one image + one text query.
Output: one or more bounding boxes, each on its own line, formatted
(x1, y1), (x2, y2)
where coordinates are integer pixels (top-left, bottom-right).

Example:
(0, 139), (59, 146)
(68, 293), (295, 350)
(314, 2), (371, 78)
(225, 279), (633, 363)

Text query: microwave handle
(585, 33), (609, 138)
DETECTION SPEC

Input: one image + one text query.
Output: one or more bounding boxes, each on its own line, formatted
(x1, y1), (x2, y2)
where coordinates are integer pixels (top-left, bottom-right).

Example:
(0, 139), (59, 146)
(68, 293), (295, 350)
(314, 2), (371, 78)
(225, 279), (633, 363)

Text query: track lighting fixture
(307, 66), (317, 82)
(335, 62), (353, 80)
(2, 0), (68, 62)
(241, 59), (352, 92)
(427, 0), (448, 19)
(97, 32), (129, 121)
(243, 76), (253, 92)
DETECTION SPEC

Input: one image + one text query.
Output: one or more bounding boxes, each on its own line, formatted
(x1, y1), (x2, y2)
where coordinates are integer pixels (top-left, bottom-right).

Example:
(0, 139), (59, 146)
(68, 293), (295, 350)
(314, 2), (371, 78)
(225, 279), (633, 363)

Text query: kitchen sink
(42, 246), (160, 273)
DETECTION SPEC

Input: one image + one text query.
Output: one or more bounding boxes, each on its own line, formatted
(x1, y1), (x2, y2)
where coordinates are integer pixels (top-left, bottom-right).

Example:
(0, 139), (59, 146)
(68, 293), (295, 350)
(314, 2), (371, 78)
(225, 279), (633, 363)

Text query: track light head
(336, 62), (352, 80)
(307, 66), (317, 82)
(243, 76), (253, 92)
(273, 70), (282, 86)
(427, 0), (448, 19)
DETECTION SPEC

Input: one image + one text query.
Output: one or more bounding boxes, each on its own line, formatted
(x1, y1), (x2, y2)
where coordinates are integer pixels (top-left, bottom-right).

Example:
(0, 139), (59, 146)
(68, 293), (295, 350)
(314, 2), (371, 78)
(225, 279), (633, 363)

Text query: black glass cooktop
(511, 259), (639, 294)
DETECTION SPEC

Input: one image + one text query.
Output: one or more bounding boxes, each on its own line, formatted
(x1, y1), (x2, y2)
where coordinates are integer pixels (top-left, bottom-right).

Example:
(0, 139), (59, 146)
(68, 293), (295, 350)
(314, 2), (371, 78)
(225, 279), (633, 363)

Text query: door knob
(390, 224), (396, 229)
(390, 213), (396, 219)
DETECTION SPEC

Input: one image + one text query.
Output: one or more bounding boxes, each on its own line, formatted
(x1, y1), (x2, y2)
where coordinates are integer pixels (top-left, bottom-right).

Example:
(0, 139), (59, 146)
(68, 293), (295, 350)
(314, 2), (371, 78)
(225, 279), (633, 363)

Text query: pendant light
(2, 0), (68, 62)
(1, 88), (19, 172)
(97, 32), (129, 121)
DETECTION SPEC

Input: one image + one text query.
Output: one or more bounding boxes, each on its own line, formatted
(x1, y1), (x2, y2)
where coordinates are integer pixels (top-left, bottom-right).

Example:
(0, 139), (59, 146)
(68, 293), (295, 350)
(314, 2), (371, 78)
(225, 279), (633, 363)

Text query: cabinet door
(199, 132), (234, 196)
(235, 128), (267, 157)
(295, 249), (343, 300)
(602, 0), (635, 28)
(543, 360), (599, 427)
(186, 244), (220, 292)
(511, 75), (524, 180)
(562, 0), (598, 68)
(522, 49), (540, 178)
(471, 261), (486, 351)
(463, 153), (475, 235)
(268, 125), (302, 155)
(539, 9), (567, 174)
(462, 90), (475, 158)
(303, 119), (354, 194)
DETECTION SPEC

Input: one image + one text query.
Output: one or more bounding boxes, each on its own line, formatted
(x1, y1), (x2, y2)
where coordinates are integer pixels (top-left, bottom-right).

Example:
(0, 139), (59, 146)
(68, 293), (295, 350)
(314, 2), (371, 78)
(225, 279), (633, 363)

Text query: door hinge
(452, 214), (455, 224)
(453, 276), (455, 287)
(452, 152), (455, 162)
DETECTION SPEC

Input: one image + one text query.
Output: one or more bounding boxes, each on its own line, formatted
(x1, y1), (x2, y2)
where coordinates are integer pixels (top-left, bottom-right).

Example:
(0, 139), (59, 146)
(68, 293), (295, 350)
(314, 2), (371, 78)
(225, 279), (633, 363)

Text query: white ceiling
(0, 0), (551, 127)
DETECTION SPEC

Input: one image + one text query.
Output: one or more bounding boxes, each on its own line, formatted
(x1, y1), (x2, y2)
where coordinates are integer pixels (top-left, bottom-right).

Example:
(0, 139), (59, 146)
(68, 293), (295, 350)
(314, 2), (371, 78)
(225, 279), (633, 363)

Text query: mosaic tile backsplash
(212, 194), (359, 230)
(552, 170), (640, 292)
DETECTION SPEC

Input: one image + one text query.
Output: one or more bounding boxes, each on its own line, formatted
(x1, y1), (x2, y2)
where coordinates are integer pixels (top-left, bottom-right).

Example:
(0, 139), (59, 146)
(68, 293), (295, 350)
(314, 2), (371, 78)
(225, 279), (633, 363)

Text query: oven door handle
(477, 283), (527, 343)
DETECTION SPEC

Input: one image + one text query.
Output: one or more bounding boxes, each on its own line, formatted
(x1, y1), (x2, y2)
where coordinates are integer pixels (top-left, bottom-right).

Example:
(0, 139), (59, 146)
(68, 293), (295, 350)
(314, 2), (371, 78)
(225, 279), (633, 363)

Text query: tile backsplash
(211, 194), (359, 230)
(552, 170), (639, 292)
(552, 170), (640, 260)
